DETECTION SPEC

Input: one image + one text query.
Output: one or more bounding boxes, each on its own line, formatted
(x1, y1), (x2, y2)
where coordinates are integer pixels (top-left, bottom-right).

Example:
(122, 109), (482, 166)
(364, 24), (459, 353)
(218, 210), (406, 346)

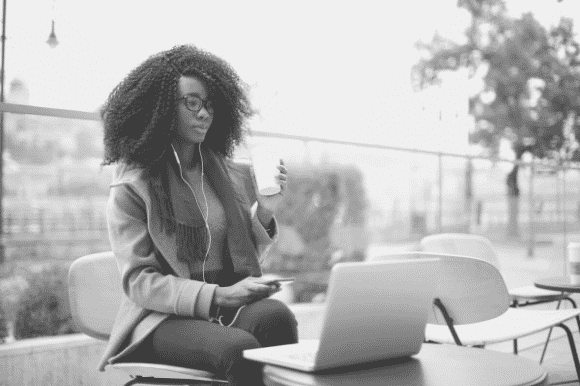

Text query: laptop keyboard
(281, 346), (318, 363)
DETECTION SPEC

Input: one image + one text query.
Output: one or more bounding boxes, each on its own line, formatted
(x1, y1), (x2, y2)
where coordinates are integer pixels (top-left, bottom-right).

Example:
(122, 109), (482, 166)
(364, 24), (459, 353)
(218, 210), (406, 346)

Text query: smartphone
(262, 277), (295, 285)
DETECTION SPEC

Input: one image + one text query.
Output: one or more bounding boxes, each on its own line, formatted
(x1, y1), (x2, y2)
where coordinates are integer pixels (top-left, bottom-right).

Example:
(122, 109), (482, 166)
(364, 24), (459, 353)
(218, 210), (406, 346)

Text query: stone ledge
(0, 333), (104, 357)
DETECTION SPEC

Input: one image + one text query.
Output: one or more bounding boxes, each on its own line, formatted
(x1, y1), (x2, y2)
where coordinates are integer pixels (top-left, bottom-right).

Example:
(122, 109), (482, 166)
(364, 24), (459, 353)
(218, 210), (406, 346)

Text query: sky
(4, 0), (580, 151)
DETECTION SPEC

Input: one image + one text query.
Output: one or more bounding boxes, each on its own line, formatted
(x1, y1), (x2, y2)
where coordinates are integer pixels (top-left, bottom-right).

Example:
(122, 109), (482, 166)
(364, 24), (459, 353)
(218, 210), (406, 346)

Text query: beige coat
(98, 151), (276, 371)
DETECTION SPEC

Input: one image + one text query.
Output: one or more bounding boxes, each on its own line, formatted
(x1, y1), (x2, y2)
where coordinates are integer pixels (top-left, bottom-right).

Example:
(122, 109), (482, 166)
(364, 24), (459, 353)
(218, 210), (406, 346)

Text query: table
(535, 276), (580, 293)
(262, 343), (548, 386)
(534, 276), (580, 371)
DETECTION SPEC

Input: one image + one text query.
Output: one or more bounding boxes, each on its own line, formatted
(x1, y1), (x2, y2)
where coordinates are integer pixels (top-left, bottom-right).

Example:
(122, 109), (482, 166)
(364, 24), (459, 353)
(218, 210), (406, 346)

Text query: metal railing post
(0, 0), (7, 265)
(528, 162), (535, 258)
(438, 153), (443, 233)
(563, 166), (568, 275)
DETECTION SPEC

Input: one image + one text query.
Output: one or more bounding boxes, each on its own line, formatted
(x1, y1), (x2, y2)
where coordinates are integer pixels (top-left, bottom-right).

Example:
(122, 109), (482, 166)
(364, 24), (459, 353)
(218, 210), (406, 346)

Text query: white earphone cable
(199, 143), (211, 284)
(194, 144), (243, 327)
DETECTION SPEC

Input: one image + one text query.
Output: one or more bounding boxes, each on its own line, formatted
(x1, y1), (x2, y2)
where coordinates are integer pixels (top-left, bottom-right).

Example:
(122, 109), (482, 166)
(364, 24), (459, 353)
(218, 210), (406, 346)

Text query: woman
(98, 44), (298, 385)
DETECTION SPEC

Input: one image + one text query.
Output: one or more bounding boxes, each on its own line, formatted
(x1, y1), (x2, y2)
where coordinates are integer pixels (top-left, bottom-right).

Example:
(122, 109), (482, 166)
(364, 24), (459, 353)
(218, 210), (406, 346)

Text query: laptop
(243, 258), (440, 372)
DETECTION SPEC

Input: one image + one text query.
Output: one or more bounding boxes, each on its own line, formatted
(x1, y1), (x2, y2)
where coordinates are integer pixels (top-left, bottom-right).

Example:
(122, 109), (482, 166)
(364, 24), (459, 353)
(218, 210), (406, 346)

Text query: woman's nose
(196, 107), (212, 120)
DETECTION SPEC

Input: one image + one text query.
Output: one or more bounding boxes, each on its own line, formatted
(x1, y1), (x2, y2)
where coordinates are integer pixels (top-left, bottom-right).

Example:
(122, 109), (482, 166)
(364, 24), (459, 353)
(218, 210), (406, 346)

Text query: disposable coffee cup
(568, 242), (580, 285)
(249, 143), (281, 196)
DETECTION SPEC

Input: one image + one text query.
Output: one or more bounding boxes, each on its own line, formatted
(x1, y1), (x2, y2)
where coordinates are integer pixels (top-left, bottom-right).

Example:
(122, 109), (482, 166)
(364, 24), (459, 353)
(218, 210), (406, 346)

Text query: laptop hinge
(433, 298), (463, 346)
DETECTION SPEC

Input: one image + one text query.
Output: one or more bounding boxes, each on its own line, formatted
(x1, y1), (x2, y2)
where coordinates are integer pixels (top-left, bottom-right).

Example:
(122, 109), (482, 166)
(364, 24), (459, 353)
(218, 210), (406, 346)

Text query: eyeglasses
(176, 94), (214, 115)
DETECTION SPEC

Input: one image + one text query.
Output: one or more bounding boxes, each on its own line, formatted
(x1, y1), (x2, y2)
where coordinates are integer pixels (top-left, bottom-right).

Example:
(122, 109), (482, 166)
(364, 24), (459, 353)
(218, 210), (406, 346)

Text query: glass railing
(1, 104), (109, 268)
(1, 102), (579, 337)
(2, 102), (580, 260)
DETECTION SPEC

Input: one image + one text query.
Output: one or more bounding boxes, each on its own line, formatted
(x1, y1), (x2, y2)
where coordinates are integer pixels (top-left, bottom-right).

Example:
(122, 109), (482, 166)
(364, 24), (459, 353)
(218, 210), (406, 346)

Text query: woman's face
(175, 76), (214, 145)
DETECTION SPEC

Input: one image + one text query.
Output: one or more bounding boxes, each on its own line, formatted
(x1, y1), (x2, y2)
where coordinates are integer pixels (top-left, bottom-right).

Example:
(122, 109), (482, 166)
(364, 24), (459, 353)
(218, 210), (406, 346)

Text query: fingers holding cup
(276, 159), (288, 195)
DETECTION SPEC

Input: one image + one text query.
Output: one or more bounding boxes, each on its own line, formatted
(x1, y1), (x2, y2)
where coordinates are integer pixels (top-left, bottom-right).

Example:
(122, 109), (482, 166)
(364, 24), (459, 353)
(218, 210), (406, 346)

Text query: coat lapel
(130, 178), (192, 279)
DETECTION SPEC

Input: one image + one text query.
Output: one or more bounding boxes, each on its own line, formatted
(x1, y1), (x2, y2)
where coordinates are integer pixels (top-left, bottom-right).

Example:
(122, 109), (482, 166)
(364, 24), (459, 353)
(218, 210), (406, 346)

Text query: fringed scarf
(149, 147), (260, 278)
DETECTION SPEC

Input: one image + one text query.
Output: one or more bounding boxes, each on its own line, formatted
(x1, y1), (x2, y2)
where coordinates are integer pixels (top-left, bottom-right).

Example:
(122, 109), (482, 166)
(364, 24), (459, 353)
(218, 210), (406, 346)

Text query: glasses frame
(176, 94), (214, 115)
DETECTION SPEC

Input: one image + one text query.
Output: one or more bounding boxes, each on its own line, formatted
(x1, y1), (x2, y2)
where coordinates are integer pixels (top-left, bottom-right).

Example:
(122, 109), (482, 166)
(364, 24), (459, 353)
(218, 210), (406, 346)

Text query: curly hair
(101, 44), (255, 168)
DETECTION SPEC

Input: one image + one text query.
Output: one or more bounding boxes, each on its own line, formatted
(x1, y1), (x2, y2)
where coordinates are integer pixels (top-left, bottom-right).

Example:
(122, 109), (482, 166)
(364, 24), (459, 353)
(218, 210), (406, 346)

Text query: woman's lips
(193, 126), (208, 133)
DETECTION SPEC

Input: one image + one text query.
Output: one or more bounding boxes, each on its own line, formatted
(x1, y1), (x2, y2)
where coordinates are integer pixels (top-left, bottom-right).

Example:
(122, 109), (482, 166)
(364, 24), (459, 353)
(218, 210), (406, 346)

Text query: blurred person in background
(99, 44), (296, 386)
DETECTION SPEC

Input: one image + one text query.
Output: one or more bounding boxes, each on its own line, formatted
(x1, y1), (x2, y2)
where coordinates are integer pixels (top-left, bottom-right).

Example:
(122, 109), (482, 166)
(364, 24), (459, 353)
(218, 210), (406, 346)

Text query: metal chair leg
(123, 379), (142, 386)
(511, 299), (519, 355)
(563, 296), (577, 309)
(556, 323), (580, 383)
(562, 296), (580, 333)
(433, 298), (463, 346)
(539, 298), (563, 364)
(123, 376), (217, 386)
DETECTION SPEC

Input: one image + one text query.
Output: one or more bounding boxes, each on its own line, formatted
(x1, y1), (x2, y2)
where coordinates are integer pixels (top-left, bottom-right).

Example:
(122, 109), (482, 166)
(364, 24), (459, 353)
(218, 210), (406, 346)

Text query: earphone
(170, 143), (211, 282)
(173, 143), (245, 327)
(198, 142), (212, 284)
(199, 143), (246, 327)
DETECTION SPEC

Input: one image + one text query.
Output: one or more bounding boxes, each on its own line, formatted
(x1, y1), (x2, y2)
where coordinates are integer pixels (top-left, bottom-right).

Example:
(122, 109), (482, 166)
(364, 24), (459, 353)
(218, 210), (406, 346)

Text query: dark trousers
(123, 298), (298, 386)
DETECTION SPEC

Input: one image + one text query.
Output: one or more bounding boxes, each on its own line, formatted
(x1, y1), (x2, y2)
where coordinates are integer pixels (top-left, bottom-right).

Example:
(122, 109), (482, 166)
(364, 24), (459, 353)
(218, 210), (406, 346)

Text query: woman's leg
(122, 299), (297, 385)
(126, 316), (266, 386)
(232, 298), (299, 347)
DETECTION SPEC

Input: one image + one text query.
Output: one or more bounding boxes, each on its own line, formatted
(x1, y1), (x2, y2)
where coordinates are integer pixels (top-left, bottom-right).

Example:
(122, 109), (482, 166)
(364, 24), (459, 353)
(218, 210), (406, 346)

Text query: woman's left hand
(252, 159), (288, 225)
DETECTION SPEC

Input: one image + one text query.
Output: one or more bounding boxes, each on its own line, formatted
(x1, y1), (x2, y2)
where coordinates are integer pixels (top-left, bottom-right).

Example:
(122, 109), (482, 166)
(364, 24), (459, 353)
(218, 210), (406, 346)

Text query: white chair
(379, 251), (580, 382)
(420, 233), (574, 308)
(420, 233), (578, 360)
(68, 251), (228, 386)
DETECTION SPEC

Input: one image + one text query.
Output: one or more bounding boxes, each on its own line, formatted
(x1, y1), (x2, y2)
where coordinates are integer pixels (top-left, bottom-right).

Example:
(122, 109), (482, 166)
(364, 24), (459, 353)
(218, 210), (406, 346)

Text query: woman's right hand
(213, 277), (280, 308)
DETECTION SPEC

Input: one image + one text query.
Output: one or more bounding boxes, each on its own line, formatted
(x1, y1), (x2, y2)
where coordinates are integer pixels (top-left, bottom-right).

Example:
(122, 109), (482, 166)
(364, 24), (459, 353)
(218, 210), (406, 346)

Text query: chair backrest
(420, 233), (501, 271)
(372, 252), (509, 325)
(68, 251), (122, 341)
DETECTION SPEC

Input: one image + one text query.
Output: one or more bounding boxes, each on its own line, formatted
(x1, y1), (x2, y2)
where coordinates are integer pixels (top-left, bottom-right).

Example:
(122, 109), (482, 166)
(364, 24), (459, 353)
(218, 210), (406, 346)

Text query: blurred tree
(5, 134), (60, 165)
(264, 164), (369, 302)
(0, 302), (8, 343)
(413, 0), (580, 237)
(13, 264), (77, 339)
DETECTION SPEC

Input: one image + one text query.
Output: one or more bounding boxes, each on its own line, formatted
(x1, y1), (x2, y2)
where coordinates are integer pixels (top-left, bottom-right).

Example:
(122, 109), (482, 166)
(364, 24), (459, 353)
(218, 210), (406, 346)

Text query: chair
(420, 233), (575, 309)
(420, 233), (578, 361)
(68, 251), (228, 386)
(379, 251), (580, 382)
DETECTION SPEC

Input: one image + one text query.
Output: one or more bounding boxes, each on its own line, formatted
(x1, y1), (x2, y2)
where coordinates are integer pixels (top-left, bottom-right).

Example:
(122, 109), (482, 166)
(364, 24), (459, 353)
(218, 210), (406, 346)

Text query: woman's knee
(247, 298), (293, 318)
(220, 329), (261, 364)
(262, 299), (297, 325)
(244, 299), (298, 345)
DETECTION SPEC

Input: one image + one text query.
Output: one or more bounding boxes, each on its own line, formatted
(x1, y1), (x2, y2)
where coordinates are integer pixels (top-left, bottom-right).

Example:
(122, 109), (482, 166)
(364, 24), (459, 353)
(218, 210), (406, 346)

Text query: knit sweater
(183, 164), (228, 284)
